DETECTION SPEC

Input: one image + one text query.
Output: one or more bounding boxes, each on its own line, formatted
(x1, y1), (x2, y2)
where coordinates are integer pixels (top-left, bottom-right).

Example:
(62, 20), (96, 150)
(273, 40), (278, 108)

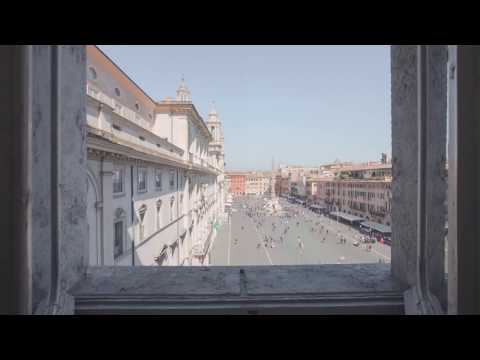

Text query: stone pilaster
(101, 160), (114, 265)
(391, 45), (419, 288)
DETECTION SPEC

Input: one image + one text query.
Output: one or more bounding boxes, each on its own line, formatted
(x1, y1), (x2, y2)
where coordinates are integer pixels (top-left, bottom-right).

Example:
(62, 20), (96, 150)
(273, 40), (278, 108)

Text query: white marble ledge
(70, 264), (406, 314)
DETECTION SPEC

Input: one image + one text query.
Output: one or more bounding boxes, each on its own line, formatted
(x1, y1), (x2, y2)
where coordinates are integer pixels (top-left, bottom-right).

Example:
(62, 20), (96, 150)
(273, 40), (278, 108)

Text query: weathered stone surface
(31, 45), (53, 314)
(70, 264), (405, 314)
(391, 45), (447, 310)
(244, 264), (402, 294)
(31, 46), (88, 314)
(71, 266), (241, 296)
(424, 45), (447, 305)
(391, 45), (418, 288)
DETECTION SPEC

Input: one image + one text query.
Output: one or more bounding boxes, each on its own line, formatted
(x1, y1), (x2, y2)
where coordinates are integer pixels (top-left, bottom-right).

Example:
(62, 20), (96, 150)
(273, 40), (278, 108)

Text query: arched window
(88, 67), (97, 80)
(114, 87), (121, 97)
(135, 102), (140, 111)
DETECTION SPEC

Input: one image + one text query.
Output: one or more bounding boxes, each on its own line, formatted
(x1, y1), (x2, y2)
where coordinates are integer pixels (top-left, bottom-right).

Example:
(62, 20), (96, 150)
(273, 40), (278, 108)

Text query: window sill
(70, 264), (406, 315)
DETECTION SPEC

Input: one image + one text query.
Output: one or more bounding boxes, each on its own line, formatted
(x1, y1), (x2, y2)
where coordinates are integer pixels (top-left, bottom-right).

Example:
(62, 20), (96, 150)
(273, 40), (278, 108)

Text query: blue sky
(99, 45), (391, 171)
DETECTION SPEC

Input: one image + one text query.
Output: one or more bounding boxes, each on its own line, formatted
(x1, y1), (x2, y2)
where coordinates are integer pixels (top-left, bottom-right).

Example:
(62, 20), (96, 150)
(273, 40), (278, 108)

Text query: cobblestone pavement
(210, 196), (391, 266)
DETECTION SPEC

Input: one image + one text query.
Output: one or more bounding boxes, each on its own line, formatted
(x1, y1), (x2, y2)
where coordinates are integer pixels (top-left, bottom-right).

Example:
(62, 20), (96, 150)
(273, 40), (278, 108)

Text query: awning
(330, 211), (364, 223)
(360, 220), (391, 234)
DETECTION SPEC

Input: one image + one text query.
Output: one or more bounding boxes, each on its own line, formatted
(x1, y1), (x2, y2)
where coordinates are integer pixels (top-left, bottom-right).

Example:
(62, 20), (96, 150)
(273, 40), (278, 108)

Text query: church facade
(85, 45), (225, 267)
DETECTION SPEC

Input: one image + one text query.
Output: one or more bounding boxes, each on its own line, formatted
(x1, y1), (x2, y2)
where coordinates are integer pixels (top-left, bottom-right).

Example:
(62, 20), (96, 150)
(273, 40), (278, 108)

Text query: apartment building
(226, 172), (246, 195)
(325, 178), (392, 225)
(85, 46), (225, 267)
(306, 162), (392, 225)
(245, 172), (270, 195)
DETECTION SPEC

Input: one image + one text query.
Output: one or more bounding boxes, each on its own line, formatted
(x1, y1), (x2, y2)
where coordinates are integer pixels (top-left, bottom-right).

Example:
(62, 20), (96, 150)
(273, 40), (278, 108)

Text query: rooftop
(335, 162), (392, 172)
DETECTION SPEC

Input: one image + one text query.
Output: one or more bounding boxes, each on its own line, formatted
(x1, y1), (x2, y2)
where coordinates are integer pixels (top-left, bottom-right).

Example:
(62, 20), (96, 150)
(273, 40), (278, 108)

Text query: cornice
(87, 131), (221, 177)
(155, 102), (213, 141)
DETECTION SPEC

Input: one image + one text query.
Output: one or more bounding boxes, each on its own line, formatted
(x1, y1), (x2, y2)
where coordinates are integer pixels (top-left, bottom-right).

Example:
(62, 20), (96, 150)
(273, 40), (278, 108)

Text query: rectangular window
(155, 169), (162, 190)
(138, 167), (148, 193)
(113, 168), (124, 194)
(114, 221), (123, 258)
(169, 170), (175, 189)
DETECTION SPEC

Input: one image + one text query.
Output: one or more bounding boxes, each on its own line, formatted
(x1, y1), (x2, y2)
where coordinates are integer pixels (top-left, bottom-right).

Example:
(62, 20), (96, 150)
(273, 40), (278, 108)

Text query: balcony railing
(87, 84), (153, 131)
(87, 84), (114, 108)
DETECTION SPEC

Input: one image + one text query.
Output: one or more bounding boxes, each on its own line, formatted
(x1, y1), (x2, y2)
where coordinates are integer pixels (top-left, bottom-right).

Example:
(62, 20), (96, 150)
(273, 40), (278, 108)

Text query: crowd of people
(230, 196), (385, 262)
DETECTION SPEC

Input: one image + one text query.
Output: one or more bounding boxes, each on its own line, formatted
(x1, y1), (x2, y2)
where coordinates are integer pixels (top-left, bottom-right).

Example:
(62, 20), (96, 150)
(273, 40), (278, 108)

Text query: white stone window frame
(114, 208), (126, 260)
(156, 199), (163, 231)
(112, 167), (125, 197)
(169, 170), (175, 189)
(179, 194), (184, 216)
(155, 169), (163, 191)
(12, 45), (473, 315)
(169, 195), (175, 222)
(137, 167), (148, 193)
(138, 204), (147, 241)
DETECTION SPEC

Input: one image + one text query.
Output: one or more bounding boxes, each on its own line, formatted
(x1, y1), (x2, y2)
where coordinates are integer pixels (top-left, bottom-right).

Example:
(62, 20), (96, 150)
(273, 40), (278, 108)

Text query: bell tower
(206, 101), (226, 220)
(206, 101), (224, 171)
(176, 77), (192, 102)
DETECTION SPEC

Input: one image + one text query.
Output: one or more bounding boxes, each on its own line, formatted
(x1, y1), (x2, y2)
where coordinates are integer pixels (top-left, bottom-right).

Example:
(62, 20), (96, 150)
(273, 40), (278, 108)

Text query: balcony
(87, 84), (153, 132)
(87, 84), (114, 108)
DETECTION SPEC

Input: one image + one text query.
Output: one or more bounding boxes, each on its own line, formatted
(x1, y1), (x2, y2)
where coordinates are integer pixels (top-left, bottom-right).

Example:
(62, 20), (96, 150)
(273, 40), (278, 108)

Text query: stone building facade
(306, 163), (392, 225)
(245, 172), (270, 195)
(5, 45), (478, 315)
(85, 46), (225, 267)
(226, 172), (246, 195)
